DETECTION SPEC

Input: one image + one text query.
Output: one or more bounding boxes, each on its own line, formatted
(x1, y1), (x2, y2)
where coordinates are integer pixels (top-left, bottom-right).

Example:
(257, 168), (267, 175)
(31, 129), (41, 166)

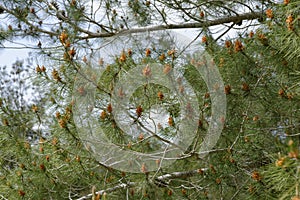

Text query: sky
(0, 28), (222, 67)
(0, 46), (29, 67)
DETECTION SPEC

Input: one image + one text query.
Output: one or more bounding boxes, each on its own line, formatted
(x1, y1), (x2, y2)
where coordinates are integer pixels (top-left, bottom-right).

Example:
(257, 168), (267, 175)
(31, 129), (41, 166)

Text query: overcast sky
(0, 47), (29, 67)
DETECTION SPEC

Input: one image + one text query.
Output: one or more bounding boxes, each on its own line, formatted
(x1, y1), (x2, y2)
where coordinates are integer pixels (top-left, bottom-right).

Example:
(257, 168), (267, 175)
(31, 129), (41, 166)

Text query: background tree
(0, 0), (299, 199)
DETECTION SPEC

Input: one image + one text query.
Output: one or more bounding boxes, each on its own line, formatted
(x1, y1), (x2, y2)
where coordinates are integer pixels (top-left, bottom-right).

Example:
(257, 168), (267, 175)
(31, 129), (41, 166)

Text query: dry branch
(80, 11), (263, 39)
(76, 168), (207, 200)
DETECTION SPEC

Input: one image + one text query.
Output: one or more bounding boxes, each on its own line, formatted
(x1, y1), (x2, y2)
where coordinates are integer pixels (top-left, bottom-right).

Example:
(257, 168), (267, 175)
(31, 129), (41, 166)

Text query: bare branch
(155, 168), (207, 183)
(76, 168), (207, 199)
(79, 11), (263, 39)
(76, 182), (135, 200)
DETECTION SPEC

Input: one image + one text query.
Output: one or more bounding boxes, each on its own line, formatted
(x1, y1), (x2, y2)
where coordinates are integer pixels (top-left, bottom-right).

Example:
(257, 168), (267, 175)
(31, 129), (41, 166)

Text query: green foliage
(0, 0), (300, 199)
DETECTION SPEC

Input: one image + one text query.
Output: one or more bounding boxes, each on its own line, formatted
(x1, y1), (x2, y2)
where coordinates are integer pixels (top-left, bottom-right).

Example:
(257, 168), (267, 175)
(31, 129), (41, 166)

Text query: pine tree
(0, 0), (299, 199)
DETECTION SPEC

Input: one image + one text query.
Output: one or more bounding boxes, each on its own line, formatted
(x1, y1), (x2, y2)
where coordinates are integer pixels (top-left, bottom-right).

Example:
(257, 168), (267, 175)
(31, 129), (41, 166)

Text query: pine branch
(154, 168), (208, 186)
(155, 168), (207, 181)
(1, 4), (262, 41)
(79, 11), (263, 39)
(76, 182), (135, 200)
(76, 168), (207, 200)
